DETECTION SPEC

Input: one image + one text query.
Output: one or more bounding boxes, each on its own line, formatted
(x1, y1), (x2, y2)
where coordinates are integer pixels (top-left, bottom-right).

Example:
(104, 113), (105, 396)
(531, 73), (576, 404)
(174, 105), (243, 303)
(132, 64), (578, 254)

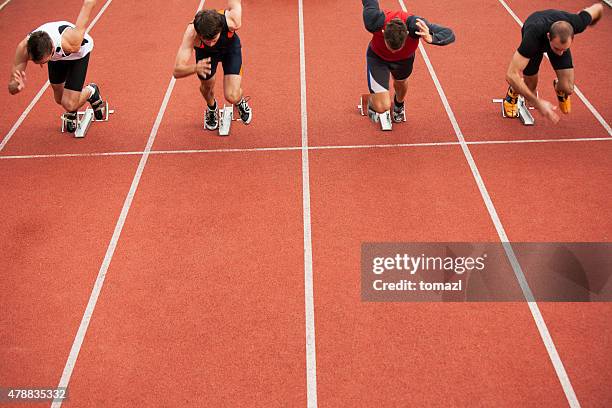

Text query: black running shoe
(236, 97), (252, 124)
(205, 101), (219, 130)
(87, 83), (105, 120)
(64, 112), (77, 133)
(392, 103), (405, 123)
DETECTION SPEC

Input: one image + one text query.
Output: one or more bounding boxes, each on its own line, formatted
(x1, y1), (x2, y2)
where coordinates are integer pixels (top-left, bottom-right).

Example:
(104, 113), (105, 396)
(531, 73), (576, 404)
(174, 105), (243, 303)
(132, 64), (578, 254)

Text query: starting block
(218, 104), (233, 136)
(492, 96), (534, 126)
(357, 94), (393, 131)
(218, 104), (242, 136)
(61, 101), (114, 138)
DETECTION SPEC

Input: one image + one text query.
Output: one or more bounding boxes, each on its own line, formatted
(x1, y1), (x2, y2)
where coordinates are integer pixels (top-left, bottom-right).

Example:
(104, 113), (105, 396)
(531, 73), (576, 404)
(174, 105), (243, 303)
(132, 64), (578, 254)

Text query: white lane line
(298, 0), (318, 406)
(51, 0), (207, 403)
(51, 76), (177, 408)
(0, 0), (12, 12)
(396, 0), (580, 406)
(0, 0), (115, 152)
(497, 0), (611, 136)
(1, 136), (611, 161)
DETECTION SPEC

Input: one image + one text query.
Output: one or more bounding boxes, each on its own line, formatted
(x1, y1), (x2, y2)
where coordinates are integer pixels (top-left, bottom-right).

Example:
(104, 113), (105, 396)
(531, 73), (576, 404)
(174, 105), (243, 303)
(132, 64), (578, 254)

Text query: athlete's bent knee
(371, 95), (391, 113)
(224, 89), (241, 104)
(559, 81), (574, 95)
(61, 99), (79, 112)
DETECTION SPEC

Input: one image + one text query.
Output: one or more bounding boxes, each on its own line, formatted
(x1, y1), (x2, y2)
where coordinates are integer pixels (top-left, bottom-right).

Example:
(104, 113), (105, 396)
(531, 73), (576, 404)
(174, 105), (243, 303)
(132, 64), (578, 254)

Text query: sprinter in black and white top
(8, 0), (105, 133)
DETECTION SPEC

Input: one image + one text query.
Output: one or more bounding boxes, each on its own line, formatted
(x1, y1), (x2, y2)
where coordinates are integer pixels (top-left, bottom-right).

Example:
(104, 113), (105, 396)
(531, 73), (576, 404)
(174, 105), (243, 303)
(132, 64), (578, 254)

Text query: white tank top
(31, 21), (94, 61)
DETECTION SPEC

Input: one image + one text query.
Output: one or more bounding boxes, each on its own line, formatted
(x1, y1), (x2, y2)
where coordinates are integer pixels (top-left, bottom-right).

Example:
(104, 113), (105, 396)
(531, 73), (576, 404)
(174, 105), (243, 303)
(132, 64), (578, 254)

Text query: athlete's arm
(506, 51), (559, 123)
(582, 2), (603, 26)
(173, 25), (211, 79)
(62, 0), (97, 53)
(226, 0), (242, 31)
(362, 0), (385, 33)
(407, 16), (455, 45)
(8, 37), (29, 95)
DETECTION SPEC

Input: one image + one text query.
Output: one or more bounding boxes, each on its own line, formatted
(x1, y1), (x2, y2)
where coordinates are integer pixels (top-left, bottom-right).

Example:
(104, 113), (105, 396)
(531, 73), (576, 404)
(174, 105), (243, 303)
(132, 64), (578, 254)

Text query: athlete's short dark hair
(194, 10), (224, 40)
(384, 18), (408, 51)
(27, 31), (53, 62)
(549, 21), (574, 43)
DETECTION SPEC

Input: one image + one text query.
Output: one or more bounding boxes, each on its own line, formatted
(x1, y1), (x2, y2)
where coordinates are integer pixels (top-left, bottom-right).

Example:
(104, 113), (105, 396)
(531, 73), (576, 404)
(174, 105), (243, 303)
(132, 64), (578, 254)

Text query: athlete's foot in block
(553, 79), (571, 114)
(392, 103), (405, 123)
(205, 102), (219, 130)
(366, 99), (379, 122)
(64, 112), (77, 133)
(503, 86), (519, 118)
(236, 97), (252, 124)
(87, 83), (106, 120)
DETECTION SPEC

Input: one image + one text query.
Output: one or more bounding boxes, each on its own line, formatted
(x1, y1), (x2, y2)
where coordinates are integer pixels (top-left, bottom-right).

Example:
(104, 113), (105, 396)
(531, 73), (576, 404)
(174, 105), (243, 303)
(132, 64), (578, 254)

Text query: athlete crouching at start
(362, 0), (455, 123)
(173, 0), (252, 131)
(503, 3), (604, 123)
(8, 0), (106, 133)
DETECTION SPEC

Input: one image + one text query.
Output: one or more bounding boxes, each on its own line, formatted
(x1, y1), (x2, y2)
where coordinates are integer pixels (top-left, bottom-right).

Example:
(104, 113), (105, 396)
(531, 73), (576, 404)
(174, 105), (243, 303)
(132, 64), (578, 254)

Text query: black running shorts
(47, 53), (90, 92)
(195, 45), (242, 81)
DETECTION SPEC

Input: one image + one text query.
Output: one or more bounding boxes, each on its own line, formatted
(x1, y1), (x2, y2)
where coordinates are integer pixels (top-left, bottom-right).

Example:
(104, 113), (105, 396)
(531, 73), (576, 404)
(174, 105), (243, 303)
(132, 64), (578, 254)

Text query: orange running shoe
(503, 86), (519, 118)
(554, 79), (571, 114)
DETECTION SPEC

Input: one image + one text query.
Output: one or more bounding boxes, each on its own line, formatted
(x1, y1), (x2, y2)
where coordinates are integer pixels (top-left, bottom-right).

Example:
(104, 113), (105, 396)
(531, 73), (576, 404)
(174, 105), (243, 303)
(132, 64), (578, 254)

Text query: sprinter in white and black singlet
(8, 0), (106, 133)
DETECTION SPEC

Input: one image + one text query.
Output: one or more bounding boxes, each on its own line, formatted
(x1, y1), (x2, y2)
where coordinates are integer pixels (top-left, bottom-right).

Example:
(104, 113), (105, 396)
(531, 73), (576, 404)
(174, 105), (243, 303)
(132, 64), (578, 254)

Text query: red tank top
(369, 10), (418, 61)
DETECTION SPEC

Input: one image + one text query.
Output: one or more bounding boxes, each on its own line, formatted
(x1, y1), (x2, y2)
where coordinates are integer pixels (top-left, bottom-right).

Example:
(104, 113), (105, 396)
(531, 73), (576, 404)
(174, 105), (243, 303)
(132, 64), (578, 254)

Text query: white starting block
(492, 96), (535, 126)
(61, 101), (114, 138)
(218, 104), (242, 136)
(357, 93), (393, 131)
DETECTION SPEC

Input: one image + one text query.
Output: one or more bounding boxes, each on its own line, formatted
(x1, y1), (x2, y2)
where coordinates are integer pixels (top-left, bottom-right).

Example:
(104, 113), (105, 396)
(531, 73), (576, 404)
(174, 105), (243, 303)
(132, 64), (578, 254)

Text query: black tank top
(194, 10), (241, 53)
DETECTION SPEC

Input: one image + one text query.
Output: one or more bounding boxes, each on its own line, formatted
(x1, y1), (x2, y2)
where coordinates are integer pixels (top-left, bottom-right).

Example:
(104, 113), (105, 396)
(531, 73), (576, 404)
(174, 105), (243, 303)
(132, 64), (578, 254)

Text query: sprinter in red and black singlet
(362, 0), (454, 123)
(194, 10), (242, 81)
(174, 1), (252, 131)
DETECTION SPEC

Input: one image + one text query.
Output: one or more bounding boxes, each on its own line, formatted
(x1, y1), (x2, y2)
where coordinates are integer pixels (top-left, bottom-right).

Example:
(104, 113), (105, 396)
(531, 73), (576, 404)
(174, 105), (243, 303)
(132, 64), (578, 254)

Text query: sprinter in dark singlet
(503, 3), (603, 123)
(173, 1), (252, 131)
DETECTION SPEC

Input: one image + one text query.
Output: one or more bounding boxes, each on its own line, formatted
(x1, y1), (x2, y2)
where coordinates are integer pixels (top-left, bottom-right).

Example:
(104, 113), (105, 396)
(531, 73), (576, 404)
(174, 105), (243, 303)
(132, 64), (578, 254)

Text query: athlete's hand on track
(415, 19), (433, 43)
(196, 58), (212, 77)
(536, 99), (559, 124)
(10, 70), (27, 93)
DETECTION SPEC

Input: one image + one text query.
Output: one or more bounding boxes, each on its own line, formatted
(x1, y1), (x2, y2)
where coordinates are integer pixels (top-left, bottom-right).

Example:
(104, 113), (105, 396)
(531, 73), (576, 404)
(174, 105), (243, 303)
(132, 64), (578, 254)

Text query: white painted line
(0, 0), (114, 152)
(51, 76), (177, 408)
(152, 146), (303, 154)
(2, 136), (611, 161)
(466, 136), (611, 146)
(298, 0), (318, 407)
(0, 0), (12, 12)
(51, 0), (206, 404)
(0, 151), (144, 160)
(85, 0), (113, 34)
(0, 82), (50, 152)
(497, 0), (611, 137)
(397, 0), (580, 406)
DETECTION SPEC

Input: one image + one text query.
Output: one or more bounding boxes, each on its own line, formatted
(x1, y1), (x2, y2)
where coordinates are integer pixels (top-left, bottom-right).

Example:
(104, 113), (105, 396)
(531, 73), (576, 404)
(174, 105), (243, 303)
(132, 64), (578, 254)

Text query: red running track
(0, 0), (610, 406)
